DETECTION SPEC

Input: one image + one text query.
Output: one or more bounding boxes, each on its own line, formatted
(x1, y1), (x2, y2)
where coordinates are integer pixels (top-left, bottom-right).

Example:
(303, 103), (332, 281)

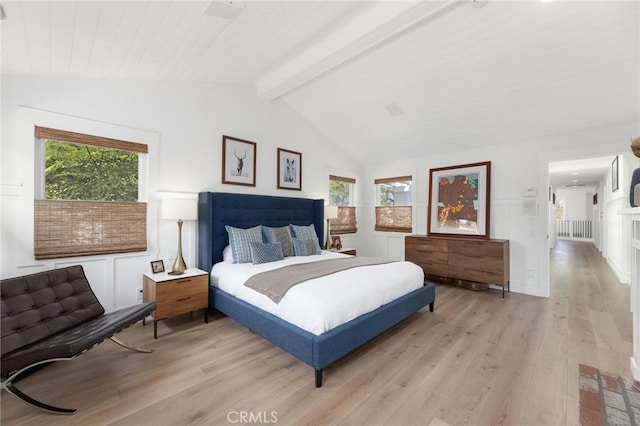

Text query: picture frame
(331, 235), (342, 250)
(222, 135), (256, 187)
(612, 156), (619, 192)
(150, 260), (165, 274)
(427, 161), (491, 239)
(277, 148), (302, 190)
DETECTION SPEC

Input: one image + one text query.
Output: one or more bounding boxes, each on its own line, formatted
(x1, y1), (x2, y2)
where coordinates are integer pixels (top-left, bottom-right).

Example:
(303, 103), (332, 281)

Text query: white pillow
(222, 245), (233, 263)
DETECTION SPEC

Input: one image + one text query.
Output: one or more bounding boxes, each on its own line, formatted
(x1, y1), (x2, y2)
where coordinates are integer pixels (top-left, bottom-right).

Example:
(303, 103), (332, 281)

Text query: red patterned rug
(580, 364), (640, 425)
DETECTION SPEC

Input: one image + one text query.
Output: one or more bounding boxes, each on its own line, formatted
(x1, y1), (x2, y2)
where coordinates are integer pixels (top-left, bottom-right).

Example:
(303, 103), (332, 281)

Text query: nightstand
(143, 268), (209, 338)
(334, 248), (356, 256)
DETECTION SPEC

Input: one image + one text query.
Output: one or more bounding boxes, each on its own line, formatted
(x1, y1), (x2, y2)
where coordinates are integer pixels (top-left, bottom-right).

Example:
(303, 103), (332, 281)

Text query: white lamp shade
(162, 198), (197, 221)
(325, 205), (338, 219)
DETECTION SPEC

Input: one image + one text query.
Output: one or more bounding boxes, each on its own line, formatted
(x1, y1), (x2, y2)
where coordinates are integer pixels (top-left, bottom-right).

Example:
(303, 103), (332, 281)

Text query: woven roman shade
(35, 126), (148, 153)
(374, 176), (412, 185)
(375, 206), (412, 232)
(34, 200), (147, 259)
(329, 175), (356, 184)
(329, 175), (357, 234)
(35, 126), (148, 260)
(374, 175), (412, 233)
(331, 206), (357, 235)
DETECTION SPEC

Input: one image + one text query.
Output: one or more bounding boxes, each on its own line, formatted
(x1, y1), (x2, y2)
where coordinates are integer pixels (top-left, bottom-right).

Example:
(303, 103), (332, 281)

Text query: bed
(197, 191), (435, 387)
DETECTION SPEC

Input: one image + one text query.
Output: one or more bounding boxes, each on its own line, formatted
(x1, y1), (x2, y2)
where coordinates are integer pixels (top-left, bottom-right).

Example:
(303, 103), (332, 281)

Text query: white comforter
(210, 251), (424, 335)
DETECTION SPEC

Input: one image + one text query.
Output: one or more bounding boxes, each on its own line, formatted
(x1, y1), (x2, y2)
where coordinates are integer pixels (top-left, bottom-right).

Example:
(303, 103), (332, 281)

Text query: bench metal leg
(110, 337), (154, 353)
(1, 357), (77, 415)
(3, 382), (76, 414)
(2, 336), (153, 414)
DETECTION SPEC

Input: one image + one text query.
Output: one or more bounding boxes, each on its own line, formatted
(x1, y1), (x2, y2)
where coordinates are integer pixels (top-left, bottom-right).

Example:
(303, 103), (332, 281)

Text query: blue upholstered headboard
(197, 192), (325, 272)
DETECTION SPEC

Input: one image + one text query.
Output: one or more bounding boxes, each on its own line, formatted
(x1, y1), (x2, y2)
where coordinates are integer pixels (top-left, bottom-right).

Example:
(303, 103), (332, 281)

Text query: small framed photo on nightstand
(150, 260), (165, 274)
(331, 236), (342, 250)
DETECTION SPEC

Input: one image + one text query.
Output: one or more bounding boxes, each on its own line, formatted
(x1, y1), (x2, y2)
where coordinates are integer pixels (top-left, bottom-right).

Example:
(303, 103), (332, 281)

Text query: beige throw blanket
(244, 257), (393, 303)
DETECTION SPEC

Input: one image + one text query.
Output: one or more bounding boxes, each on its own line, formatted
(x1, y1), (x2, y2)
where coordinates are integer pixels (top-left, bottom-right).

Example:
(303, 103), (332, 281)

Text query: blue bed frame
(197, 192), (435, 387)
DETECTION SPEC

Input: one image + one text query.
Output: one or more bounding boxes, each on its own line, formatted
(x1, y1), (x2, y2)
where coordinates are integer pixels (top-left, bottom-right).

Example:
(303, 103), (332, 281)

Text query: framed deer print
(277, 148), (302, 190)
(222, 135), (256, 187)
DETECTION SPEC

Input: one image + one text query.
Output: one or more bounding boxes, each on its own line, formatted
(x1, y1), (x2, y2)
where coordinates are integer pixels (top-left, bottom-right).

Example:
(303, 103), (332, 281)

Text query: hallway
(552, 239), (633, 423)
(551, 239), (632, 371)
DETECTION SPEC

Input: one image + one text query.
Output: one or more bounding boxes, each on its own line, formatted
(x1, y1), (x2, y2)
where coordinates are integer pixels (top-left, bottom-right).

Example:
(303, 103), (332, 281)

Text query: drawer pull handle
(176, 296), (192, 302)
(177, 279), (192, 284)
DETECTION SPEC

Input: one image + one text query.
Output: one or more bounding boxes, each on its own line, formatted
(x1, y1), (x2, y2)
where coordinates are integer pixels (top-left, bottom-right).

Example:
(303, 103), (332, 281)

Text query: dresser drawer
(416, 261), (448, 277)
(406, 237), (448, 254)
(449, 239), (506, 258)
(448, 265), (506, 285)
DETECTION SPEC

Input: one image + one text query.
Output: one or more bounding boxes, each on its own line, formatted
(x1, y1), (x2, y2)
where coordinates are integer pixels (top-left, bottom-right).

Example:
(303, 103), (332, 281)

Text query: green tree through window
(45, 140), (138, 202)
(329, 180), (349, 206)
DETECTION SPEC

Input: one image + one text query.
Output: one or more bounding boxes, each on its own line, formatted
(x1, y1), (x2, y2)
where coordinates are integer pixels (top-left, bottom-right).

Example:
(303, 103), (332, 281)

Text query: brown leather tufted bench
(1, 265), (156, 414)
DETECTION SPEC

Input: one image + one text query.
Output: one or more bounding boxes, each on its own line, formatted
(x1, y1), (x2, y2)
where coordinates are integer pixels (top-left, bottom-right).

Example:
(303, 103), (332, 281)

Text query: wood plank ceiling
(1, 1), (638, 175)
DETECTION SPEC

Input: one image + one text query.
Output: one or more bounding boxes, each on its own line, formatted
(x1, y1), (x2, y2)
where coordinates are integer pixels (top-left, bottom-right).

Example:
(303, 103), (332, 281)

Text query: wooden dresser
(405, 235), (510, 297)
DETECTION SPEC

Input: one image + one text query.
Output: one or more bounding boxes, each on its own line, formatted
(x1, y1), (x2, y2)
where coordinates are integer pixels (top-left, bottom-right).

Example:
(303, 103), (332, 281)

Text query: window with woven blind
(375, 176), (412, 233)
(34, 126), (148, 260)
(329, 175), (357, 234)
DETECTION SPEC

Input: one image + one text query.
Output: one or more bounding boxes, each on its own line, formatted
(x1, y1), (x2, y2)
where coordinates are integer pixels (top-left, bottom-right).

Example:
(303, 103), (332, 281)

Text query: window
(375, 176), (412, 232)
(329, 175), (357, 234)
(34, 126), (148, 259)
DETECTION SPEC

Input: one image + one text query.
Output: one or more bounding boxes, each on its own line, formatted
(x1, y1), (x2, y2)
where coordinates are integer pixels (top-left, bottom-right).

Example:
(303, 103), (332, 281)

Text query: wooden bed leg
(315, 369), (323, 387)
(429, 302), (434, 312)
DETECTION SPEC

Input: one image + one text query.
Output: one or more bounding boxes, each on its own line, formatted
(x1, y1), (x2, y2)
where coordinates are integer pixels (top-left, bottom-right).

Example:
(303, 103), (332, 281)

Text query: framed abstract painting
(427, 161), (491, 239)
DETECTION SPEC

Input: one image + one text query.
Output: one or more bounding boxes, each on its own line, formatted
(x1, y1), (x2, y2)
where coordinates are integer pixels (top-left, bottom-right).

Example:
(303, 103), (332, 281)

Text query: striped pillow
(290, 223), (318, 240)
(225, 225), (263, 264)
(290, 224), (321, 252)
(292, 238), (321, 256)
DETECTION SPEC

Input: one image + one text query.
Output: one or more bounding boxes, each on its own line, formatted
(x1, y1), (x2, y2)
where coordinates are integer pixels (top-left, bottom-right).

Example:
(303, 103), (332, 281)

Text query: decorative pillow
(290, 223), (318, 240)
(222, 245), (233, 263)
(250, 242), (284, 265)
(262, 226), (294, 257)
(225, 225), (263, 264)
(292, 238), (322, 256)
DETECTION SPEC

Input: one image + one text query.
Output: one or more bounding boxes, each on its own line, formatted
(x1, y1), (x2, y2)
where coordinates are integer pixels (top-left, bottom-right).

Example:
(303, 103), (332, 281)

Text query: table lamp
(162, 198), (197, 275)
(325, 205), (338, 250)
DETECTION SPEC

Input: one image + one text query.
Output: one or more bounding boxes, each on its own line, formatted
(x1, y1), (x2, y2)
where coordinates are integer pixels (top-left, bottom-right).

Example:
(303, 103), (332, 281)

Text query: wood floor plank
(1, 240), (632, 425)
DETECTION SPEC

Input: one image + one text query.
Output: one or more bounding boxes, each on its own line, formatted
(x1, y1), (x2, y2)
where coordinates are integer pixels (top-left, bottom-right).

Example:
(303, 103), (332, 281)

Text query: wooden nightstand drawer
(155, 275), (208, 319)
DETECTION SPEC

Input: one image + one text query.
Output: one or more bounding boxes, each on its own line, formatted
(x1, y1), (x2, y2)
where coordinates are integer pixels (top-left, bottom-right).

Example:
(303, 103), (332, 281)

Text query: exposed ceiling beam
(257, 0), (463, 100)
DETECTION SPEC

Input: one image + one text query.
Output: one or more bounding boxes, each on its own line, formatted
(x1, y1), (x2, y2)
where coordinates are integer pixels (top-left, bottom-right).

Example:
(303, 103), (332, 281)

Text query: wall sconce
(162, 198), (197, 275)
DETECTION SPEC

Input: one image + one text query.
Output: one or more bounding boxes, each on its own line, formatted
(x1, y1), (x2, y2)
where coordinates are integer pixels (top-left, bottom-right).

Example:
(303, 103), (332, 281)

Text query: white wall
(1, 74), (363, 310)
(2, 74), (637, 304)
(555, 187), (594, 221)
(361, 121), (639, 297)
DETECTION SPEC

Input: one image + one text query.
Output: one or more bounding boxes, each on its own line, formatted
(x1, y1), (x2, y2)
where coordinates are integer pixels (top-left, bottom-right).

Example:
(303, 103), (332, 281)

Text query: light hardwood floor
(1, 240), (632, 425)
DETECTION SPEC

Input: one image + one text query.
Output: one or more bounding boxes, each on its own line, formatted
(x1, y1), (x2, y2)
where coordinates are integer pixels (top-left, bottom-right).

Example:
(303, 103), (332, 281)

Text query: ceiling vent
(384, 103), (403, 117)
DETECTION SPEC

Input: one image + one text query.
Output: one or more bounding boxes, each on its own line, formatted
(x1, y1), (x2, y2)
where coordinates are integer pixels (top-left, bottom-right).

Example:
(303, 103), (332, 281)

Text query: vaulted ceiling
(2, 1), (638, 185)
